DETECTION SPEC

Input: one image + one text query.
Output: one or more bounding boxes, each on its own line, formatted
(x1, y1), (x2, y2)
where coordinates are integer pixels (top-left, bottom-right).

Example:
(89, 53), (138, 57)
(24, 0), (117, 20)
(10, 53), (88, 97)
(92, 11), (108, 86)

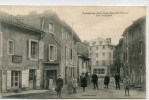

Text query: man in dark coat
(56, 75), (63, 98)
(92, 73), (98, 90)
(104, 75), (110, 89)
(81, 74), (87, 91)
(114, 73), (121, 90)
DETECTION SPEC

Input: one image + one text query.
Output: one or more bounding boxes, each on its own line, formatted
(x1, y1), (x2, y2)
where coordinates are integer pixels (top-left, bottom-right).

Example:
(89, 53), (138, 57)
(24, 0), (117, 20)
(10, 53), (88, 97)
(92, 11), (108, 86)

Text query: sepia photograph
(0, 6), (146, 99)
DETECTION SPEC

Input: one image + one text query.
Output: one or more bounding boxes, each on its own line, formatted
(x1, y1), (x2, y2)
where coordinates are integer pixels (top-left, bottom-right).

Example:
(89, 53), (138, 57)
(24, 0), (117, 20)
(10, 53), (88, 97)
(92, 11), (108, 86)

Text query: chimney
(84, 40), (87, 43)
(106, 38), (111, 43)
(29, 11), (37, 15)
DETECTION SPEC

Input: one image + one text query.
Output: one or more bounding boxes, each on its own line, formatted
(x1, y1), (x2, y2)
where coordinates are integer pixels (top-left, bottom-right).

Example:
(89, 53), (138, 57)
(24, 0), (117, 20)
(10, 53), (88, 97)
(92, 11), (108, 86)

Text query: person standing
(55, 75), (63, 98)
(123, 76), (131, 96)
(114, 73), (121, 90)
(81, 74), (87, 91)
(72, 78), (78, 93)
(92, 73), (98, 90)
(104, 75), (110, 89)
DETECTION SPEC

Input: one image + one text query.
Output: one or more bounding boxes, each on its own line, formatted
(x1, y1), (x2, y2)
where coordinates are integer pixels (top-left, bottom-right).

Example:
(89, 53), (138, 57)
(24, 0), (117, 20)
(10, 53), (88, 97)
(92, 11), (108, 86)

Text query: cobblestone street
(2, 78), (146, 99)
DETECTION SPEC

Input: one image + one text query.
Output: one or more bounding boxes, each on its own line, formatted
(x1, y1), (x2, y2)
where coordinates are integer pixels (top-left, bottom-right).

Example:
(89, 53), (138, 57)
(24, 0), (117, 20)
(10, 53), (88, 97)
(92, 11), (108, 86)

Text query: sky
(0, 6), (146, 45)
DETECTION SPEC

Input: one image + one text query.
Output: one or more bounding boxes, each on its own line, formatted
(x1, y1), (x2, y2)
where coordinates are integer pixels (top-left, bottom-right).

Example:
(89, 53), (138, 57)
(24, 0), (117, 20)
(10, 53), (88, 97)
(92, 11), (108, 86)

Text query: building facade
(121, 16), (146, 88)
(0, 12), (45, 92)
(17, 10), (81, 85)
(88, 38), (114, 77)
(61, 21), (81, 84)
(76, 42), (90, 82)
(17, 11), (63, 89)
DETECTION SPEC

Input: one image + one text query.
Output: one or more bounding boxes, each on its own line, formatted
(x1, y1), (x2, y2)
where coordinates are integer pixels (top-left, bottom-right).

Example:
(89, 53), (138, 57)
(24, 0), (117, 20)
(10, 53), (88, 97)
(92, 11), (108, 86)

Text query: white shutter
(7, 70), (11, 90)
(39, 41), (44, 59)
(36, 69), (40, 88)
(54, 46), (57, 61)
(28, 39), (31, 59)
(22, 69), (29, 88)
(48, 45), (51, 61)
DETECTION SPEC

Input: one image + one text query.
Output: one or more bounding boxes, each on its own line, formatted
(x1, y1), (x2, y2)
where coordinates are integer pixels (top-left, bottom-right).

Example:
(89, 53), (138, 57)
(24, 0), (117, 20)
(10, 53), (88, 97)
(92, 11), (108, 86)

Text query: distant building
(0, 11), (45, 92)
(88, 37), (114, 77)
(76, 42), (90, 82)
(121, 16), (146, 88)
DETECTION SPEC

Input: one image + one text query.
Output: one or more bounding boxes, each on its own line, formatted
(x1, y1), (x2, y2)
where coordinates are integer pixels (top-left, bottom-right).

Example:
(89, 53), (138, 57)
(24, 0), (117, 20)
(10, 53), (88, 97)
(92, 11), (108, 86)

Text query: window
(90, 47), (92, 50)
(126, 48), (128, 62)
(98, 68), (105, 74)
(7, 40), (14, 55)
(109, 60), (111, 65)
(132, 45), (134, 55)
(102, 52), (105, 57)
(103, 46), (105, 49)
(139, 41), (143, 54)
(96, 53), (98, 58)
(109, 52), (111, 58)
(49, 23), (54, 33)
(96, 46), (98, 50)
(11, 71), (20, 88)
(70, 48), (73, 60)
(49, 44), (57, 61)
(92, 42), (96, 45)
(0, 32), (3, 57)
(93, 69), (97, 74)
(132, 32), (134, 39)
(102, 60), (105, 66)
(29, 39), (39, 60)
(96, 61), (99, 65)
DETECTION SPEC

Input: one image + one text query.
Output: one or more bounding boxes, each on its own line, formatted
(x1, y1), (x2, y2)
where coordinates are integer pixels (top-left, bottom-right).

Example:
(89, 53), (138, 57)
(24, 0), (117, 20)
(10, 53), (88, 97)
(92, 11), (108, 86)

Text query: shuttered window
(49, 44), (57, 61)
(28, 39), (39, 60)
(7, 40), (14, 55)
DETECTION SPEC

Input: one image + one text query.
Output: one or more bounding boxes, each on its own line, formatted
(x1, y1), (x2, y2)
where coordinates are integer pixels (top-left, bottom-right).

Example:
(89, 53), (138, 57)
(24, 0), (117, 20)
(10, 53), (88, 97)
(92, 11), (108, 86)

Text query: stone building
(0, 11), (45, 93)
(17, 10), (81, 85)
(61, 21), (81, 84)
(76, 42), (90, 82)
(88, 37), (114, 77)
(17, 10), (62, 89)
(121, 16), (146, 88)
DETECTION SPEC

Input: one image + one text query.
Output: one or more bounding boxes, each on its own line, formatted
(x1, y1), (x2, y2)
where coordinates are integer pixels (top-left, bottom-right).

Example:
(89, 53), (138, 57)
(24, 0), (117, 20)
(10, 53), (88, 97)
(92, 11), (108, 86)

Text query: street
(3, 78), (146, 99)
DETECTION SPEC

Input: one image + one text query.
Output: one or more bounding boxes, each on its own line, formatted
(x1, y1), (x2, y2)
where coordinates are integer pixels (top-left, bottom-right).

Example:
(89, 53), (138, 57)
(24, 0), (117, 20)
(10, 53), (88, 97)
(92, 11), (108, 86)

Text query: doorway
(44, 70), (57, 89)
(29, 69), (36, 89)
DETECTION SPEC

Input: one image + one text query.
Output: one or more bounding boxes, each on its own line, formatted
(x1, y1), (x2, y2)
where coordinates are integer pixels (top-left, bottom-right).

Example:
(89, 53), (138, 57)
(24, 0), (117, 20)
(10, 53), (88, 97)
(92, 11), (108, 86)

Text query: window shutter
(48, 45), (51, 61)
(39, 41), (44, 59)
(54, 46), (57, 61)
(22, 69), (29, 88)
(36, 69), (40, 88)
(28, 39), (31, 59)
(7, 70), (11, 90)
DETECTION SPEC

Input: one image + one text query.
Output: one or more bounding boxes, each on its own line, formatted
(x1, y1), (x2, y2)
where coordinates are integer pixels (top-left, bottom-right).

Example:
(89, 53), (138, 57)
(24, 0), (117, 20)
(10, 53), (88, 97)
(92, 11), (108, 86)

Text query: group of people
(55, 72), (131, 98)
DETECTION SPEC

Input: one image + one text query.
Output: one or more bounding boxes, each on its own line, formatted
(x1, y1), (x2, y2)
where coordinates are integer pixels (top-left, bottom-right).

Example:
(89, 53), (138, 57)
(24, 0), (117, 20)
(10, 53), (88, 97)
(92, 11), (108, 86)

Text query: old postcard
(0, 6), (146, 99)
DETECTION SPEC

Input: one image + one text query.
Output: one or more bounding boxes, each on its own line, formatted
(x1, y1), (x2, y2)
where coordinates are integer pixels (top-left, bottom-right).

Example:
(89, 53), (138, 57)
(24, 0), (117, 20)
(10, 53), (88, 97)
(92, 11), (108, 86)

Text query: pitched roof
(0, 11), (45, 34)
(122, 16), (146, 36)
(17, 10), (81, 42)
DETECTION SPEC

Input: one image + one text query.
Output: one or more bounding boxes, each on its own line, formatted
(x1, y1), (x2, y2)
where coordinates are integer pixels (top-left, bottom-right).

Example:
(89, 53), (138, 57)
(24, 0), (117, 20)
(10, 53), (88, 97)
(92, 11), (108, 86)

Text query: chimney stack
(106, 38), (111, 43)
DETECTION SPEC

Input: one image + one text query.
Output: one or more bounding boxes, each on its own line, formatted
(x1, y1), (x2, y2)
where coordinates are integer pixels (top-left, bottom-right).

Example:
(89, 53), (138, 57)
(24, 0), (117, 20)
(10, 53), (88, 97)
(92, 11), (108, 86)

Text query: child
(123, 76), (131, 96)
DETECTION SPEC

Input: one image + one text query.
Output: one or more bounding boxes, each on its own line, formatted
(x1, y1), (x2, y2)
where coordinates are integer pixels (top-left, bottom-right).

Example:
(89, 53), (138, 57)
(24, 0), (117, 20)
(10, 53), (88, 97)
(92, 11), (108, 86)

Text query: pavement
(1, 78), (146, 99)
